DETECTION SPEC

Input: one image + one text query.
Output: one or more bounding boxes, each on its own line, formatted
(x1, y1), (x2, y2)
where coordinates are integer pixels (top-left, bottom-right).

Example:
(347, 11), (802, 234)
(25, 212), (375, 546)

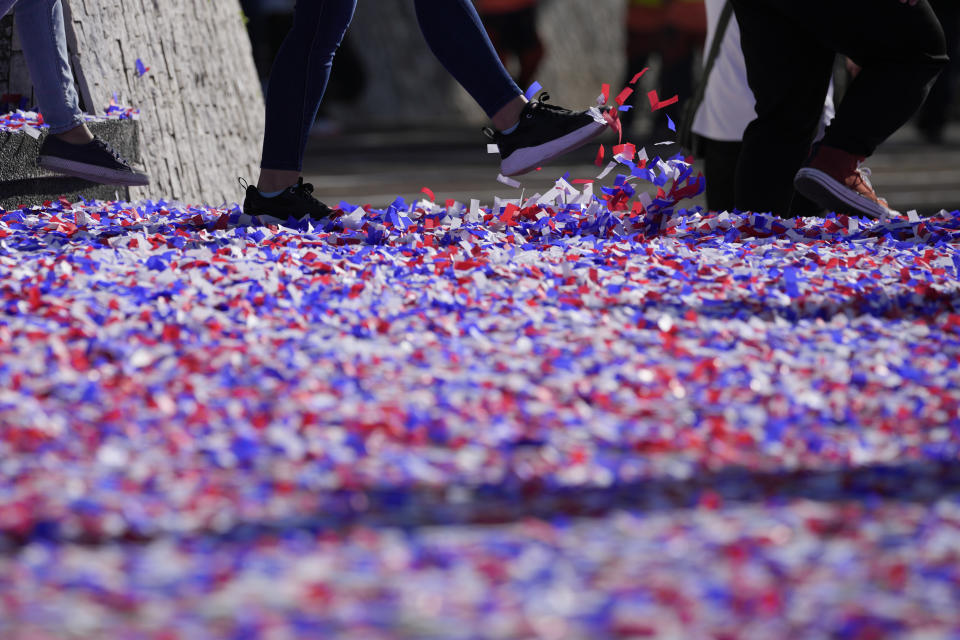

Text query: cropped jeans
(2, 0), (84, 133)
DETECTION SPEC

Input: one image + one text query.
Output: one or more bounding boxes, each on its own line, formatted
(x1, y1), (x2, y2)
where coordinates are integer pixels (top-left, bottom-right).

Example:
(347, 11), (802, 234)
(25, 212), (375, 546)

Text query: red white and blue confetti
(2, 95), (960, 636)
(0, 105), (140, 135)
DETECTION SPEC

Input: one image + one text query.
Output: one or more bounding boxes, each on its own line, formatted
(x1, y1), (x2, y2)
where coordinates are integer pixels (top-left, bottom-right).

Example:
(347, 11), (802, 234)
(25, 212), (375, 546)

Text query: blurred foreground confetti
(1, 156), (960, 637)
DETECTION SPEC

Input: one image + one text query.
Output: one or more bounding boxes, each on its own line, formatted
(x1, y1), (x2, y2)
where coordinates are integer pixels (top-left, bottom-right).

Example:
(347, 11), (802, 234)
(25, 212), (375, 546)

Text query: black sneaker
(239, 177), (334, 226)
(484, 92), (612, 177)
(37, 135), (150, 186)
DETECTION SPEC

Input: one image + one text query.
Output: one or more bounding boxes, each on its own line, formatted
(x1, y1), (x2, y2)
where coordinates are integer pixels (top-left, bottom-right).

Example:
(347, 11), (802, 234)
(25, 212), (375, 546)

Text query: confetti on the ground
(0, 105), (140, 133)
(1, 139), (960, 636)
(3, 497), (959, 638)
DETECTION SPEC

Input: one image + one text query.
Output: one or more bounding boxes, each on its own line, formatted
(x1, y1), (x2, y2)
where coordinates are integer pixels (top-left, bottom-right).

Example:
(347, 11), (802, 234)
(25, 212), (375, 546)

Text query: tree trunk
(1, 0), (265, 206)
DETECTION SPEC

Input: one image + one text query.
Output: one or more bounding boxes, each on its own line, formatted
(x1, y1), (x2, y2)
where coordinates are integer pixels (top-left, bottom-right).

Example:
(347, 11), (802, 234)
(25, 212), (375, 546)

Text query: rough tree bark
(1, 0), (264, 205)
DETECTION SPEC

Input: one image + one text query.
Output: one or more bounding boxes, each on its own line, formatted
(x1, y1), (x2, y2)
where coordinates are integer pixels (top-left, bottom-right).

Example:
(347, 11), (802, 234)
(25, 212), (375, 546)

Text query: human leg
(501, 6), (544, 92)
(245, 0), (357, 223)
(916, 0), (959, 143)
(259, 0), (357, 182)
(772, 0), (948, 217)
(700, 137), (740, 212)
(731, 0), (835, 215)
(477, 11), (512, 70)
(13, 0), (147, 185)
(414, 0), (610, 176)
(775, 0), (948, 157)
(12, 0), (85, 136)
(412, 0), (524, 120)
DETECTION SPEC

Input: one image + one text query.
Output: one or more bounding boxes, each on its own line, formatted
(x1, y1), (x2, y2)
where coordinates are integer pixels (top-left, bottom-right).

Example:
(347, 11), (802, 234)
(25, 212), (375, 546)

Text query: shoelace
(289, 178), (316, 198)
(847, 163), (878, 196)
(856, 164), (891, 207)
(481, 92), (576, 140)
(91, 138), (127, 165)
(526, 92), (576, 118)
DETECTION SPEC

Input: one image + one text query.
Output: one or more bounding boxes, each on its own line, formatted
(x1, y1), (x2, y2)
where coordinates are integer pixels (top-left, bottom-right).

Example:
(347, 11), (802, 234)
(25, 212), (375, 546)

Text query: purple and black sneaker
(37, 135), (149, 187)
(485, 92), (612, 177)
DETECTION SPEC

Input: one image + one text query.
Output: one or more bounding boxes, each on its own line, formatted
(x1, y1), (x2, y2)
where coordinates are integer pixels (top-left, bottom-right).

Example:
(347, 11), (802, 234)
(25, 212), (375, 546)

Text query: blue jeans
(261, 0), (523, 171)
(1, 0), (84, 134)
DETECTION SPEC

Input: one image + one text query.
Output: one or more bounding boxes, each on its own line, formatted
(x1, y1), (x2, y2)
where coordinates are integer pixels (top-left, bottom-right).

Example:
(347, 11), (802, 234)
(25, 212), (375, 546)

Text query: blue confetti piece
(135, 59), (149, 77)
(783, 266), (801, 297)
(666, 114), (676, 132)
(524, 81), (543, 100)
(145, 256), (167, 271)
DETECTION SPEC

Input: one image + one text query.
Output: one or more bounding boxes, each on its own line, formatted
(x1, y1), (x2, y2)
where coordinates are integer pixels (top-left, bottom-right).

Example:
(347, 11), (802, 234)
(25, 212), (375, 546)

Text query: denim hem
(46, 113), (86, 135)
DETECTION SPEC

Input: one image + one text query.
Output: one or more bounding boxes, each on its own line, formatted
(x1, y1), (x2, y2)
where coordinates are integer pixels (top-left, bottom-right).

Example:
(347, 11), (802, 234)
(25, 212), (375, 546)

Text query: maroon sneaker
(794, 145), (893, 219)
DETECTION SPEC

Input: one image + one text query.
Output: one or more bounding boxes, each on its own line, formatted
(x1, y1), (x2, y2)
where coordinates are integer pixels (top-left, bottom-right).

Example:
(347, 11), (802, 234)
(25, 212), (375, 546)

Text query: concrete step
(0, 118), (141, 209)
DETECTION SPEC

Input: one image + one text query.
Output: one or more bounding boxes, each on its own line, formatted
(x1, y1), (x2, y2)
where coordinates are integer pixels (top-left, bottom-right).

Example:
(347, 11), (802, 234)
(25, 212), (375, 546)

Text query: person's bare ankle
(257, 169), (301, 193)
(54, 124), (95, 145)
(491, 95), (528, 132)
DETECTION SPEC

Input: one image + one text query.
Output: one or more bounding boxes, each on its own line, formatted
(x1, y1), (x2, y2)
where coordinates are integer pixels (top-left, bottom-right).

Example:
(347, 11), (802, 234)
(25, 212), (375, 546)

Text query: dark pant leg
(260, 0), (357, 171)
(700, 137), (741, 212)
(413, 0), (522, 118)
(480, 7), (544, 92)
(731, 0), (835, 215)
(505, 6), (544, 91)
(791, 0), (949, 156)
(917, 0), (959, 139)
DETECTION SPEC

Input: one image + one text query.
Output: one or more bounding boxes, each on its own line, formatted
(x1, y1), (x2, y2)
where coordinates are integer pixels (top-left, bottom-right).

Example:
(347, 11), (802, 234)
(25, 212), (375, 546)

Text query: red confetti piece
(647, 90), (680, 111)
(612, 143), (636, 162)
(630, 68), (649, 84)
(615, 87), (634, 106)
(602, 110), (623, 145)
(500, 204), (519, 226)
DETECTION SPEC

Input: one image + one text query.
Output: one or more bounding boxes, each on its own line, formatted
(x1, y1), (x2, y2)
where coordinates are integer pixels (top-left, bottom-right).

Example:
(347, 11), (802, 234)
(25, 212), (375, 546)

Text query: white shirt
(691, 0), (755, 141)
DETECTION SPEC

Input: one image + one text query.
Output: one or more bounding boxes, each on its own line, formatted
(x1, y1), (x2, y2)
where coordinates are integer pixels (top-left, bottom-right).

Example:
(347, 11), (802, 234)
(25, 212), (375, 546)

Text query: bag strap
(678, 1), (735, 152)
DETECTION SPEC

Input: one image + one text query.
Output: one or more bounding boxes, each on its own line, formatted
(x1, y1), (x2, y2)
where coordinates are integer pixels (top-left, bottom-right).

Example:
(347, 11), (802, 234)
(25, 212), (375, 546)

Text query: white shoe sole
(38, 155), (150, 187)
(500, 121), (608, 177)
(794, 167), (890, 219)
